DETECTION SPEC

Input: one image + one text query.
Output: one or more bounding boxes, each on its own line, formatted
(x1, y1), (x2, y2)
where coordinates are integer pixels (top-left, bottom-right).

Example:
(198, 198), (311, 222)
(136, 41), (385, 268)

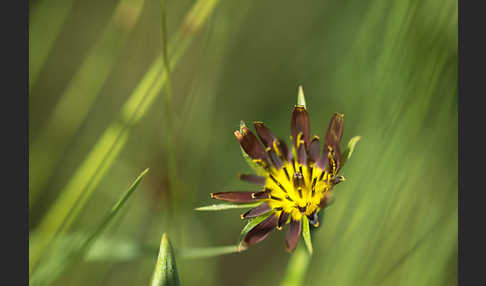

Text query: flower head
(210, 86), (359, 253)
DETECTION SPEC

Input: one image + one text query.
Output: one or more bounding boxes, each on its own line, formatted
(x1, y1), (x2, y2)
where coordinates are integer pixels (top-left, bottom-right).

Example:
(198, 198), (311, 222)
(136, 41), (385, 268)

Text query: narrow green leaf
(30, 0), (146, 206)
(302, 216), (313, 255)
(297, 85), (306, 109)
(238, 212), (273, 248)
(194, 202), (261, 211)
(180, 245), (242, 259)
(341, 135), (362, 165)
(151, 233), (181, 286)
(29, 0), (220, 274)
(30, 169), (149, 285)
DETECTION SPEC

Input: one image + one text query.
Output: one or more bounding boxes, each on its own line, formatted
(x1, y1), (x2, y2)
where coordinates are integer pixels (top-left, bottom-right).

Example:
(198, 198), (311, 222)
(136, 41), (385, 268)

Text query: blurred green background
(29, 0), (457, 285)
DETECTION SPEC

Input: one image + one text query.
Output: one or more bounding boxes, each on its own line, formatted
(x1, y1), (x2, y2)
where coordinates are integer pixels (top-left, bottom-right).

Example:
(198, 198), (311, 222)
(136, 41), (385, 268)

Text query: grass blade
(194, 202), (261, 211)
(30, 0), (146, 206)
(29, 0), (220, 274)
(30, 0), (76, 88)
(151, 233), (181, 286)
(30, 168), (149, 285)
(180, 245), (242, 259)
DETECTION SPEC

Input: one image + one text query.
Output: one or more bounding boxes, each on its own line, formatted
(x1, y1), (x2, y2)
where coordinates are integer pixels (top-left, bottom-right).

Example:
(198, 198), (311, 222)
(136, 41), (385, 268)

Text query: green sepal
(237, 212), (273, 249)
(297, 85), (306, 109)
(301, 216), (313, 255)
(341, 135), (362, 165)
(194, 202), (261, 211)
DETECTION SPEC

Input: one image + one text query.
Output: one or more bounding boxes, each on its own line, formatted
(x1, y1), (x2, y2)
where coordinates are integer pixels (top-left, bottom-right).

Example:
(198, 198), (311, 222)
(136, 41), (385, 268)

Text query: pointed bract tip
(161, 232), (169, 242)
(234, 130), (243, 141)
(239, 120), (247, 131)
(297, 85), (306, 109)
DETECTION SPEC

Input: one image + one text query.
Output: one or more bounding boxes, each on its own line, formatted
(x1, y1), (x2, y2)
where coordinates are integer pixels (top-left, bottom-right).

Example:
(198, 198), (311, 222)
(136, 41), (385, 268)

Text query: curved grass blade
(151, 233), (181, 286)
(30, 169), (149, 285)
(195, 202), (261, 211)
(29, 0), (220, 274)
(30, 0), (146, 206)
(301, 216), (313, 255)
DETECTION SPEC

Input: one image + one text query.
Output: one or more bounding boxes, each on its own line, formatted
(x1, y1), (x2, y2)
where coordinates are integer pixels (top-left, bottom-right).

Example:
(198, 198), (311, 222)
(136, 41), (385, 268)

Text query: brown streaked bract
(235, 123), (268, 165)
(278, 211), (290, 229)
(278, 139), (292, 162)
(211, 191), (260, 203)
(308, 136), (321, 162)
(241, 202), (272, 219)
(324, 113), (344, 149)
(254, 121), (277, 148)
(239, 174), (266, 186)
(291, 106), (311, 149)
(243, 213), (278, 246)
(285, 219), (302, 252)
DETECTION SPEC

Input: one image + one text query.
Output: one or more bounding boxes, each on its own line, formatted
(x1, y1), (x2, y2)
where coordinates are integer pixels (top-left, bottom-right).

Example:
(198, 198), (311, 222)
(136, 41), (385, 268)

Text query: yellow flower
(211, 86), (355, 253)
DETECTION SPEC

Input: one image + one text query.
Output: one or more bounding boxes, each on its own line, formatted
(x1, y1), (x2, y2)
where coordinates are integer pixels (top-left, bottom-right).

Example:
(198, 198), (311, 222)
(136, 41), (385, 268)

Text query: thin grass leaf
(194, 202), (261, 211)
(238, 212), (273, 248)
(341, 135), (362, 165)
(29, 0), (220, 274)
(301, 216), (313, 255)
(151, 233), (181, 286)
(30, 169), (149, 285)
(279, 244), (311, 286)
(30, 0), (146, 206)
(29, 0), (76, 88)
(180, 245), (242, 259)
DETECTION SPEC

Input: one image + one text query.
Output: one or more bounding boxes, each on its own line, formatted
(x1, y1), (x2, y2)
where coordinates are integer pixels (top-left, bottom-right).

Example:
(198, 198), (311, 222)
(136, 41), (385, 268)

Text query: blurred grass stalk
(29, 0), (76, 89)
(30, 169), (149, 286)
(29, 0), (220, 275)
(30, 0), (146, 207)
(279, 244), (311, 286)
(160, 0), (178, 222)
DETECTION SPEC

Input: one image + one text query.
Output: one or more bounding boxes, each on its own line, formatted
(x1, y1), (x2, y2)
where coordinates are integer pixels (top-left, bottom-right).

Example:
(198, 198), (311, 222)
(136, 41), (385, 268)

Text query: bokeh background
(29, 0), (458, 285)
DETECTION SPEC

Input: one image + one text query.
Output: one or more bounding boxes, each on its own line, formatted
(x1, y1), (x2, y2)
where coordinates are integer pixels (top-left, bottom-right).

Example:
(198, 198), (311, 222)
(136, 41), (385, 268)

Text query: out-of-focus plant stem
(161, 0), (178, 223)
(29, 0), (220, 276)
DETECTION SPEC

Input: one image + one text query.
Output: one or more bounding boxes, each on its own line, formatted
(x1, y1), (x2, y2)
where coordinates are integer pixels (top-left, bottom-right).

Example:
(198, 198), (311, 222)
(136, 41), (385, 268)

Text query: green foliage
(279, 245), (312, 286)
(151, 233), (181, 286)
(180, 245), (241, 259)
(195, 202), (261, 211)
(30, 169), (149, 285)
(29, 0), (457, 285)
(301, 216), (313, 255)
